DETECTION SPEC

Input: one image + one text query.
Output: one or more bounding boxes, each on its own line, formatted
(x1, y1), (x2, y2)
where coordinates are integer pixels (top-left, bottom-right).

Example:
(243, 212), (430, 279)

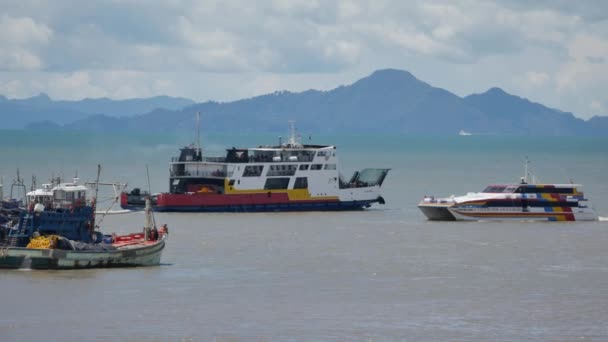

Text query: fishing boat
(0, 166), (167, 270)
(122, 120), (390, 212)
(418, 161), (598, 222)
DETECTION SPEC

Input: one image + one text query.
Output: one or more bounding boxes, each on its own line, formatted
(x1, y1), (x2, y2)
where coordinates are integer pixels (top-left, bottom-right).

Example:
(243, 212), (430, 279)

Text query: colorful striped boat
(418, 183), (598, 222)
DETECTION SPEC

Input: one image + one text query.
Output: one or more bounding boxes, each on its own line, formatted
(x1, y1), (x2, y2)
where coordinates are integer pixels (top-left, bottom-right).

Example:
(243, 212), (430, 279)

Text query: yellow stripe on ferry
(223, 179), (339, 201)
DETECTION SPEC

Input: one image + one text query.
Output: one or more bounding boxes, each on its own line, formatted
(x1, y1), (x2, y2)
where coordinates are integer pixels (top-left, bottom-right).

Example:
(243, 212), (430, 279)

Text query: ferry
(124, 122), (390, 212)
(419, 181), (598, 222)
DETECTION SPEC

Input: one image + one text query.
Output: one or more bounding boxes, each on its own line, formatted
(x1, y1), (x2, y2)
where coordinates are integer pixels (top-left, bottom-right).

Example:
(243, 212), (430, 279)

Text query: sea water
(1, 131), (608, 340)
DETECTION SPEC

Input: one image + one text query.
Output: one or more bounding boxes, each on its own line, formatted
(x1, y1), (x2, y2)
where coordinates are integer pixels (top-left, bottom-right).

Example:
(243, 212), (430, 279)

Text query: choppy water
(1, 131), (608, 340)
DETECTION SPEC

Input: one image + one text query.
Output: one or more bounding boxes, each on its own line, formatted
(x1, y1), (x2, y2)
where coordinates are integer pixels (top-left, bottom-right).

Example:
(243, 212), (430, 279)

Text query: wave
(95, 209), (134, 215)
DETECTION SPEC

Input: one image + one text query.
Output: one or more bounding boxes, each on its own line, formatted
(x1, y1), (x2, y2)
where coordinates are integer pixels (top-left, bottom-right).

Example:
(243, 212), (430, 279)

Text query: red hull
(156, 192), (332, 207)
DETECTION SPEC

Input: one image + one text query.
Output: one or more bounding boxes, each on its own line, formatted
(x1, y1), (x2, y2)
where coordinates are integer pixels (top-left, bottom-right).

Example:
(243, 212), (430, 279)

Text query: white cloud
(0, 15), (52, 71)
(0, 14), (52, 45)
(590, 100), (603, 112)
(525, 71), (550, 87)
(556, 34), (608, 92)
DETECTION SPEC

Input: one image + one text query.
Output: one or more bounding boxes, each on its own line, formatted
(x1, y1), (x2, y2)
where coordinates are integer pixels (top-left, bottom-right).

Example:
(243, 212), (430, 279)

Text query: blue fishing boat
(0, 167), (167, 269)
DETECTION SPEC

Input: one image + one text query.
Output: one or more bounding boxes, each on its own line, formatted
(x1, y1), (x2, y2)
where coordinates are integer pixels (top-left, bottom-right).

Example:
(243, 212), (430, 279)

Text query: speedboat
(419, 182), (598, 222)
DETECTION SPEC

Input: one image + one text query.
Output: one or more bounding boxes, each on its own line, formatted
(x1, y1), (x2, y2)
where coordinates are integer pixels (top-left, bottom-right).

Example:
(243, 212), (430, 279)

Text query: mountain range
(1, 69), (606, 136)
(0, 93), (194, 129)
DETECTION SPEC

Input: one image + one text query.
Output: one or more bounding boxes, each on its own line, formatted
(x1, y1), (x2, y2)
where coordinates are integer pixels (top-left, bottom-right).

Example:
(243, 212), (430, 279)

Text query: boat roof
(487, 183), (582, 188)
(27, 188), (53, 197)
(54, 182), (88, 192)
(249, 144), (334, 151)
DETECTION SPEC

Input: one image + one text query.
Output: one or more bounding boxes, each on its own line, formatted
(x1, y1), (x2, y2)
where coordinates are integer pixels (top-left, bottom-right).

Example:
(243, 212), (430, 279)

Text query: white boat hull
(448, 207), (598, 222)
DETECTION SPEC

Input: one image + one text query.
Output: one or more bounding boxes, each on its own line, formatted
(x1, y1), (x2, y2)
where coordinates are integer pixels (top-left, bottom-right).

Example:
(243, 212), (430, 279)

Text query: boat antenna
(91, 164), (101, 229)
(287, 120), (298, 147)
(10, 168), (27, 206)
(94, 165), (101, 210)
(146, 164), (157, 228)
(522, 156), (529, 184)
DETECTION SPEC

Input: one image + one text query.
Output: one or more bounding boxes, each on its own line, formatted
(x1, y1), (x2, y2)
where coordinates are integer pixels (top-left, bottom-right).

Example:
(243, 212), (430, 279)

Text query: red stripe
(156, 193), (339, 207)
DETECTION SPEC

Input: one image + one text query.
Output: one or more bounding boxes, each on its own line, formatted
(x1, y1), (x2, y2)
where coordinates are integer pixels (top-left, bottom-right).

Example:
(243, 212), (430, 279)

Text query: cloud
(0, 0), (606, 119)
(0, 14), (52, 71)
(525, 71), (550, 87)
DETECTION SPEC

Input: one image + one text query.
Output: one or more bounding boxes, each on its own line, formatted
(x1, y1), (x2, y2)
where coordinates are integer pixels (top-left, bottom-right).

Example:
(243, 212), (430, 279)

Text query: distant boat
(458, 130), (472, 136)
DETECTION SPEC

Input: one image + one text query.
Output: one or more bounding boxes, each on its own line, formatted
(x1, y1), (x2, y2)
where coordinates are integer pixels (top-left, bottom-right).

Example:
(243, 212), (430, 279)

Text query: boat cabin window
(482, 185), (508, 193)
(54, 190), (66, 201)
(293, 177), (308, 189)
(515, 186), (575, 194)
(311, 164), (323, 170)
(324, 164), (336, 170)
(243, 165), (264, 177)
(317, 151), (328, 157)
(264, 178), (290, 190)
(299, 164), (309, 171)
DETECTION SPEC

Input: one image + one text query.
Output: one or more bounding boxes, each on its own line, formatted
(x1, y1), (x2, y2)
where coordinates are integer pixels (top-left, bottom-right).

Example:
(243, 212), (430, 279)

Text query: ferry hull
(155, 193), (380, 212)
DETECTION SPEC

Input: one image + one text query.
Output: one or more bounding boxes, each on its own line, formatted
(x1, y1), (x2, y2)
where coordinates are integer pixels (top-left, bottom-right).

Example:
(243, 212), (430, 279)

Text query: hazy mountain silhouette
(3, 69), (606, 135)
(0, 93), (194, 129)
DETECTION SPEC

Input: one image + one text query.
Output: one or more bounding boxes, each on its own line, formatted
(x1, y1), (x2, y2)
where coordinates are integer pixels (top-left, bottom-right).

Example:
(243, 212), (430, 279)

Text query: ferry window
(317, 151), (327, 157)
(311, 164), (323, 170)
(229, 179), (235, 186)
(244, 165), (263, 177)
(324, 164), (336, 170)
(299, 164), (309, 170)
(267, 164), (296, 176)
(264, 178), (290, 190)
(294, 177), (308, 189)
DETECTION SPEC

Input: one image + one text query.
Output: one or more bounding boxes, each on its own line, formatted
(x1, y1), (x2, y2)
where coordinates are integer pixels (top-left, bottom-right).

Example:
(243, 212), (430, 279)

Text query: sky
(0, 0), (607, 119)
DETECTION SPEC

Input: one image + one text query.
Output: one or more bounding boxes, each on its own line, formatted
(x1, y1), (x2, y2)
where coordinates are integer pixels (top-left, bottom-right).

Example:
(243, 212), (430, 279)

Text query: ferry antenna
(195, 112), (201, 153)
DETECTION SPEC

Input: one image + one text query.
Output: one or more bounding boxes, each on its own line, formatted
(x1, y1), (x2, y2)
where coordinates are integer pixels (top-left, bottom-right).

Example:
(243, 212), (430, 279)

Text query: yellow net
(26, 235), (60, 249)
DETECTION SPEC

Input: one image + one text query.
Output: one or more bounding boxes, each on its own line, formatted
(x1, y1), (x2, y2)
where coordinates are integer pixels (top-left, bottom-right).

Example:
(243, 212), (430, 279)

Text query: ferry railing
(266, 170), (297, 177)
(171, 155), (315, 164)
(170, 170), (227, 178)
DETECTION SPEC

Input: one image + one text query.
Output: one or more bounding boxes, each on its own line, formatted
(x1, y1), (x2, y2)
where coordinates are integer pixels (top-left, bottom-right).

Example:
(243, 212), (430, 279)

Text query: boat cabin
(482, 184), (580, 195)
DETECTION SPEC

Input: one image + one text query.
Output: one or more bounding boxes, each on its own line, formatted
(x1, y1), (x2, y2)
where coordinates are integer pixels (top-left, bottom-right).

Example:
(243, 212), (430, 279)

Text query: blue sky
(0, 0), (606, 119)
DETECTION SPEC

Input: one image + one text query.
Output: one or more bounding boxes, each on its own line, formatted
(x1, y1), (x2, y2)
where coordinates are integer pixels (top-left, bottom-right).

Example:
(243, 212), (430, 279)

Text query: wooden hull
(0, 236), (165, 270)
